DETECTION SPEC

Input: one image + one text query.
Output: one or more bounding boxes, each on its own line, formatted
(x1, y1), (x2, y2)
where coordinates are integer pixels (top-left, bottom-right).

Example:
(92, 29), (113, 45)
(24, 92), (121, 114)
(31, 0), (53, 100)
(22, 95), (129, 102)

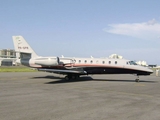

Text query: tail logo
(16, 37), (20, 40)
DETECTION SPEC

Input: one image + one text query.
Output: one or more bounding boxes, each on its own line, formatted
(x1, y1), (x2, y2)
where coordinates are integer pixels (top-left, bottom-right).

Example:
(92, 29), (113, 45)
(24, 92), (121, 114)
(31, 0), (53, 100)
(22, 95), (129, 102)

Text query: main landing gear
(64, 74), (80, 80)
(135, 75), (139, 82)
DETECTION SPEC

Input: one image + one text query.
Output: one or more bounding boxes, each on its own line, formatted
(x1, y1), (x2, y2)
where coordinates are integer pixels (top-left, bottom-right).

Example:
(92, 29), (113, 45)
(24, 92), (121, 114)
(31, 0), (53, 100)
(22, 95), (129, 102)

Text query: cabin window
(109, 61), (111, 64)
(126, 62), (128, 65)
(90, 60), (93, 63)
(102, 61), (105, 64)
(85, 60), (87, 63)
(79, 60), (81, 63)
(115, 61), (117, 64)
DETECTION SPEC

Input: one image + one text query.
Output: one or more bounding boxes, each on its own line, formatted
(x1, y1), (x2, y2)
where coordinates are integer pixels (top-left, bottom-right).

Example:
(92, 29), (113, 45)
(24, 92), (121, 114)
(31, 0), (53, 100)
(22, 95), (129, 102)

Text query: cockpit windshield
(129, 61), (137, 65)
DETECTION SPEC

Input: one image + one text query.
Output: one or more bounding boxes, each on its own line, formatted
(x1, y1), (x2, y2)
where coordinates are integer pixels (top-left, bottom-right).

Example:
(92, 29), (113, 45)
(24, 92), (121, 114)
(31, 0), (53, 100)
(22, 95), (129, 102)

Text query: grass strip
(0, 67), (37, 72)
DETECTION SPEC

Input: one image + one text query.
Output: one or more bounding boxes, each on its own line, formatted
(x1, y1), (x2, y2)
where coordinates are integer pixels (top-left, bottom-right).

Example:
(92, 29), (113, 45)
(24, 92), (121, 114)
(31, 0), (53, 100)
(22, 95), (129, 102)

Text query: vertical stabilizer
(12, 36), (38, 58)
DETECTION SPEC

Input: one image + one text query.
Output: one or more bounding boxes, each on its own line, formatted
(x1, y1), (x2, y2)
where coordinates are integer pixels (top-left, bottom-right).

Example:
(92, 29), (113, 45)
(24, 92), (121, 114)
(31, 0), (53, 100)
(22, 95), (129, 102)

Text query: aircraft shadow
(31, 76), (157, 84)
(45, 76), (93, 84)
(31, 75), (93, 84)
(93, 79), (157, 83)
(32, 75), (62, 79)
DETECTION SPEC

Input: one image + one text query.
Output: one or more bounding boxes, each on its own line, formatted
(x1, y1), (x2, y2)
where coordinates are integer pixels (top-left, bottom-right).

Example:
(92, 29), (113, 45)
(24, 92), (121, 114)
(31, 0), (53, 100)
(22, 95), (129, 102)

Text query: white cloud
(104, 19), (160, 40)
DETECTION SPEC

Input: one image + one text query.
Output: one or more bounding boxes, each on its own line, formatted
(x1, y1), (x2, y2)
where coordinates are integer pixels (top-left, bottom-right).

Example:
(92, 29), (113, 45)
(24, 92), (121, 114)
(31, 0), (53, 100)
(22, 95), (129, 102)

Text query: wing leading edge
(38, 68), (87, 75)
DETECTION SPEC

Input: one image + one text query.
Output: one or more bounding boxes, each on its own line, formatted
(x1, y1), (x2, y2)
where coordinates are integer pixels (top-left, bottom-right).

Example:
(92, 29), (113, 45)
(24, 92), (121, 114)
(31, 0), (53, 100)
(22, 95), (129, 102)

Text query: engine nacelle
(35, 57), (60, 66)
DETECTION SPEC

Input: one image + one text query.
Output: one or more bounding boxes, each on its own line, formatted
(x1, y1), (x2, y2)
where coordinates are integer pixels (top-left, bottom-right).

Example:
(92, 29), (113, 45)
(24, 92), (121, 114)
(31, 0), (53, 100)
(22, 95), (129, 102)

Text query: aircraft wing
(38, 68), (87, 75)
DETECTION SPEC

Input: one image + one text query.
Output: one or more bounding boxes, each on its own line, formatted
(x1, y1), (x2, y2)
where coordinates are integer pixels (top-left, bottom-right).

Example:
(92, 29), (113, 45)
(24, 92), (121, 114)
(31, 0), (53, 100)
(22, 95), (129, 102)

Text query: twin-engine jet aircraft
(12, 36), (153, 82)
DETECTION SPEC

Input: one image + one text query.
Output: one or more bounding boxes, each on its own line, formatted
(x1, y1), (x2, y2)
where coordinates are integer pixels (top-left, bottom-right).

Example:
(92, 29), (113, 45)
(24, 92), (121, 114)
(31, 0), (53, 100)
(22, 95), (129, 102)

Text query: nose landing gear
(135, 75), (139, 82)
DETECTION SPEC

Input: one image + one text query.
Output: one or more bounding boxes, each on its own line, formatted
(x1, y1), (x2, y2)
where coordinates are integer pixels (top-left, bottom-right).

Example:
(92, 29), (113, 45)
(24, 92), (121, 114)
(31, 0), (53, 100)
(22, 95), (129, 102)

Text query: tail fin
(12, 36), (38, 59)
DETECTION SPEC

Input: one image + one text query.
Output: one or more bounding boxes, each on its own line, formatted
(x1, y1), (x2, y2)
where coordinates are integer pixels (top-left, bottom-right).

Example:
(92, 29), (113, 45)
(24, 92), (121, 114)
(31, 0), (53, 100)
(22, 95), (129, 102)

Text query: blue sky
(0, 0), (160, 65)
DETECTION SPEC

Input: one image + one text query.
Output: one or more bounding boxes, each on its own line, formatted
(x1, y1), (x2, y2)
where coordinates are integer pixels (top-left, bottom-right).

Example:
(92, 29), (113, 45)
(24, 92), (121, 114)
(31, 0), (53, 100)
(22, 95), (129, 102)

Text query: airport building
(109, 54), (123, 59)
(136, 61), (148, 66)
(0, 49), (17, 66)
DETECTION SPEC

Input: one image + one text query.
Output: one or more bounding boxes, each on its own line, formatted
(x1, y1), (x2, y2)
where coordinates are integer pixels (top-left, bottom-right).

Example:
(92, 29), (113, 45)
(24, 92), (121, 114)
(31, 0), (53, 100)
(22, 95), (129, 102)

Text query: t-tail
(12, 36), (39, 59)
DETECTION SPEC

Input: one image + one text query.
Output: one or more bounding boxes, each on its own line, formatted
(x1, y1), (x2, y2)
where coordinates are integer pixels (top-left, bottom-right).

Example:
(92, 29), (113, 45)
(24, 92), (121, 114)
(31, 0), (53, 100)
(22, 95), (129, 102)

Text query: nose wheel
(135, 75), (139, 82)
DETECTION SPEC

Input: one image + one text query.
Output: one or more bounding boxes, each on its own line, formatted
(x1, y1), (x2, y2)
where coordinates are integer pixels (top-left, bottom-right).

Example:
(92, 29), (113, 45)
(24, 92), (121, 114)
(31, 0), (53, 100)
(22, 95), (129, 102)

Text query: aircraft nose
(147, 68), (153, 74)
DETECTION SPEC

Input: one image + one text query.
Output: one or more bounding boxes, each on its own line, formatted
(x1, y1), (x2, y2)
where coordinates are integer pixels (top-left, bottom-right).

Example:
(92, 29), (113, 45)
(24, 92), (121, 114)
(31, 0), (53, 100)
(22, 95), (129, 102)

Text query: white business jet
(12, 36), (153, 82)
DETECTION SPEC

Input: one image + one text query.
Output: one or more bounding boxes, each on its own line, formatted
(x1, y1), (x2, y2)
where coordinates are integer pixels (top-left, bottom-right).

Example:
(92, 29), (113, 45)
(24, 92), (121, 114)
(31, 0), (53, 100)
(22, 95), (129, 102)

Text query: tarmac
(0, 72), (160, 120)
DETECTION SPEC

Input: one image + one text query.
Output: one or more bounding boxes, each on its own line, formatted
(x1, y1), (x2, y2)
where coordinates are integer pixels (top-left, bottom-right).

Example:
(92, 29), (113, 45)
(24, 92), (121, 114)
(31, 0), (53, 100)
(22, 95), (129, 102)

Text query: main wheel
(65, 76), (69, 80)
(135, 79), (139, 82)
(65, 75), (80, 80)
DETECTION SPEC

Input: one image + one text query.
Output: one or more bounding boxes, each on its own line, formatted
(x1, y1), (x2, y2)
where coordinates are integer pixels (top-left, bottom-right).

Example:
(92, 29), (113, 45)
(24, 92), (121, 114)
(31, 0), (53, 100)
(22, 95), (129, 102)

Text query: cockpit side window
(129, 61), (137, 65)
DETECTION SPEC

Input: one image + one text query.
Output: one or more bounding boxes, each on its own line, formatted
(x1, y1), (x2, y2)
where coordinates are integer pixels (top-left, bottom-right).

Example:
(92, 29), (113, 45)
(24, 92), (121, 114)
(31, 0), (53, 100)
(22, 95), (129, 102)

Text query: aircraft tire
(65, 76), (69, 80)
(65, 75), (79, 80)
(135, 79), (139, 82)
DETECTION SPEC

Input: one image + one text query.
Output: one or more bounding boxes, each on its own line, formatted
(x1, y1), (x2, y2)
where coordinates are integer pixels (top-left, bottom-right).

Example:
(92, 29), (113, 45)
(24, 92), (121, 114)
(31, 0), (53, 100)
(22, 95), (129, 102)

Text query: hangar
(0, 49), (17, 66)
